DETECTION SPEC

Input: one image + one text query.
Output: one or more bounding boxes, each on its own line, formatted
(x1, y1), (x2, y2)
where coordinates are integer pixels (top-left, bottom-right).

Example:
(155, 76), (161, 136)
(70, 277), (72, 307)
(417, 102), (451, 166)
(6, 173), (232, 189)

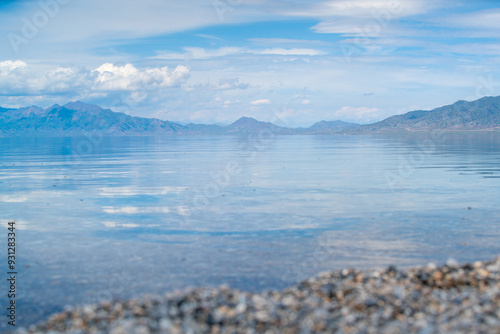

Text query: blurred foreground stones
(19, 256), (500, 334)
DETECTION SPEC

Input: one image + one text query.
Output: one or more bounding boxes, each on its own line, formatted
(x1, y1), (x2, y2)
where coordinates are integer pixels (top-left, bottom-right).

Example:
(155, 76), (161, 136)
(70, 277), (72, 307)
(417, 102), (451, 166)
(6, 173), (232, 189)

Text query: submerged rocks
(20, 256), (500, 334)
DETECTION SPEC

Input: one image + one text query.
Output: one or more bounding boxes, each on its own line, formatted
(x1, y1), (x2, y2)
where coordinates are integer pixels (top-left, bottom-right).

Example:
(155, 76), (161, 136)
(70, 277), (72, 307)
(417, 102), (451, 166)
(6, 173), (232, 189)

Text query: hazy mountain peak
(231, 116), (260, 125)
(46, 104), (62, 110)
(228, 117), (281, 133)
(64, 101), (105, 113)
(17, 106), (45, 117)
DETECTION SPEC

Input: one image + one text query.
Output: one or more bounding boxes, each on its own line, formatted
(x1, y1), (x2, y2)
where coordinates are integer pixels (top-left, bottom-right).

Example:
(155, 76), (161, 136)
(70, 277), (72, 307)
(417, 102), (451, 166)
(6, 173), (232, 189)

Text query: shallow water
(1, 133), (500, 328)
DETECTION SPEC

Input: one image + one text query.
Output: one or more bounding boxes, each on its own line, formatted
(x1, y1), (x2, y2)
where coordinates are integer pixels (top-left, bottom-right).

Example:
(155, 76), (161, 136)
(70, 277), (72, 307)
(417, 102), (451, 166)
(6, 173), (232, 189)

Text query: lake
(1, 133), (500, 328)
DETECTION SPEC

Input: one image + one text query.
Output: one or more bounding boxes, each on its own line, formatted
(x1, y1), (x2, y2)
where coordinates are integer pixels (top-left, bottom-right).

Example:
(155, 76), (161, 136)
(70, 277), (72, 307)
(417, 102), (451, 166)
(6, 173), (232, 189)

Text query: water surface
(0, 133), (499, 328)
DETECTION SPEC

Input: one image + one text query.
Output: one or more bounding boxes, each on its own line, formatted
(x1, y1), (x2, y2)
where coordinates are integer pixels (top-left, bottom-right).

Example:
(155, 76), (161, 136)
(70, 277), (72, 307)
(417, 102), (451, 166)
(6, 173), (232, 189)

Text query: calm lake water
(1, 133), (500, 328)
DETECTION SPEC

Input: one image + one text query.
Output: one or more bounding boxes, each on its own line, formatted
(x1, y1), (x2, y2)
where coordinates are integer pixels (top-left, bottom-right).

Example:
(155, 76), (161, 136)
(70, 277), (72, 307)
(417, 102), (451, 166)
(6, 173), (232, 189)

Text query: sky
(1, 0), (500, 126)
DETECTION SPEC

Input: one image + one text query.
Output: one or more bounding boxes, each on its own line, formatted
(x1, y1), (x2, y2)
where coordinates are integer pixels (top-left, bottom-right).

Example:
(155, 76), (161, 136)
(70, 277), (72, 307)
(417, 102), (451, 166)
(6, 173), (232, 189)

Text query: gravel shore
(19, 256), (500, 334)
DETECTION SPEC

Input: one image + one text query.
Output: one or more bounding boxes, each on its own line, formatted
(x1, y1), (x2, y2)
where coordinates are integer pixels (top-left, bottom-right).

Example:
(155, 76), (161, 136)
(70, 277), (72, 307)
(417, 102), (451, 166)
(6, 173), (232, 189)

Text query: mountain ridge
(350, 96), (500, 133)
(1, 96), (500, 136)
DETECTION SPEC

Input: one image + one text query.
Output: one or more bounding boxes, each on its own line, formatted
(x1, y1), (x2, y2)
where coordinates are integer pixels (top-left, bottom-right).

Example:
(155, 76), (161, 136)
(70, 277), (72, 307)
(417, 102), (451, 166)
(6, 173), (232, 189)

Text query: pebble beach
(18, 256), (500, 334)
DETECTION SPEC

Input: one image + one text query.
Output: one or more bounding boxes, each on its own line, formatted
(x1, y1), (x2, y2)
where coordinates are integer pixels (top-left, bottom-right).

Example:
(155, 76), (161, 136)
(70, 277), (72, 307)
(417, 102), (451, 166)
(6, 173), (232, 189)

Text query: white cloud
(249, 38), (331, 46)
(197, 77), (249, 90)
(438, 9), (500, 39)
(446, 8), (500, 30)
(153, 47), (327, 60)
(0, 0), (264, 51)
(0, 60), (28, 72)
(280, 0), (448, 41)
(250, 99), (271, 105)
(93, 63), (189, 91)
(93, 63), (139, 90)
(260, 48), (326, 56)
(195, 34), (223, 40)
(153, 47), (242, 60)
(185, 47), (242, 59)
(0, 60), (189, 101)
(286, 0), (437, 20)
(0, 61), (31, 95)
(0, 61), (88, 96)
(39, 67), (88, 93)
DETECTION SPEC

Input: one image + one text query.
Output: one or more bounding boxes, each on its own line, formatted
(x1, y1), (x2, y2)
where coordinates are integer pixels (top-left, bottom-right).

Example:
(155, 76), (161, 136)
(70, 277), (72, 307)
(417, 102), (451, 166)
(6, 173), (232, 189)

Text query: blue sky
(1, 0), (500, 126)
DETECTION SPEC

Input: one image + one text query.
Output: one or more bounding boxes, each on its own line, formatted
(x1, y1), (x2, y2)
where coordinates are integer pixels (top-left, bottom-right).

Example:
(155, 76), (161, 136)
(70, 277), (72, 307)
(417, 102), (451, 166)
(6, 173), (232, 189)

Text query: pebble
(15, 256), (500, 334)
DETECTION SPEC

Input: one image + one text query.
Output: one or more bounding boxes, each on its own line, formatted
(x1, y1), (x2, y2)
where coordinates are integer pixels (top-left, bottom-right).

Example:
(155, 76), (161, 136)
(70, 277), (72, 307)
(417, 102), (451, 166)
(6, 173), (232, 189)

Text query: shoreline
(17, 255), (500, 334)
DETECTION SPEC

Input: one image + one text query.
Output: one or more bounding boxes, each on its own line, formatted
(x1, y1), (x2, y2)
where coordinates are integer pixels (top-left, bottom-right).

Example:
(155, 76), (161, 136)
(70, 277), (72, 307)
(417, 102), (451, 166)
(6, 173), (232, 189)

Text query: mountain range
(351, 95), (500, 133)
(1, 96), (500, 136)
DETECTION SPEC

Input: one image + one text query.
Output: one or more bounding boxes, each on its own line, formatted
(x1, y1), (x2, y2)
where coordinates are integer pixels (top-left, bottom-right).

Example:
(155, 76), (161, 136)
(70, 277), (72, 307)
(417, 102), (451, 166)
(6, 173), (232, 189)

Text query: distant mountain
(226, 117), (283, 134)
(1, 102), (354, 136)
(306, 120), (360, 134)
(0, 101), (186, 135)
(2, 96), (500, 136)
(352, 96), (500, 133)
